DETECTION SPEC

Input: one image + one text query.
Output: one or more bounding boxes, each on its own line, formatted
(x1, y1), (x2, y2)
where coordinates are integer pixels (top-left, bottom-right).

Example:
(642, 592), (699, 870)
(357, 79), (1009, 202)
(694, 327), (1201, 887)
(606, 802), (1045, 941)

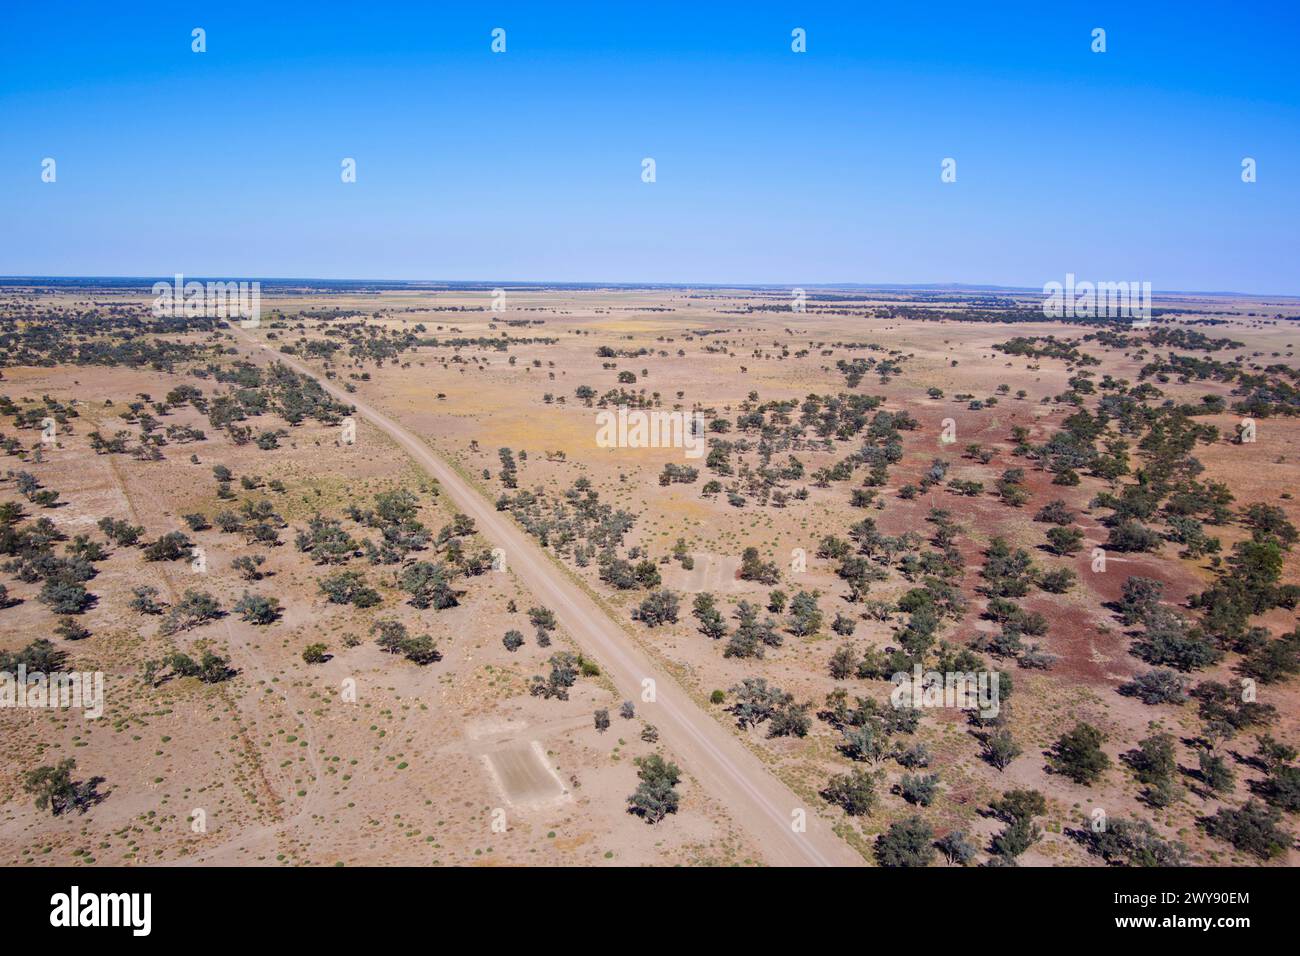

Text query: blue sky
(2, 1), (1298, 293)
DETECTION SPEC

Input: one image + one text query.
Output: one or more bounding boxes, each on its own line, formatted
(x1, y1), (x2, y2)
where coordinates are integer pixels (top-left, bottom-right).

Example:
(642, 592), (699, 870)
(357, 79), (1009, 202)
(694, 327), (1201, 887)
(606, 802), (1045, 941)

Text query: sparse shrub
(1118, 668), (1189, 705)
(1203, 800), (1291, 860)
(1048, 722), (1110, 785)
(875, 816), (935, 867)
(822, 768), (880, 817)
(900, 772), (939, 807)
(627, 754), (681, 823)
(634, 589), (679, 627)
(936, 830), (977, 866)
(234, 592), (281, 625)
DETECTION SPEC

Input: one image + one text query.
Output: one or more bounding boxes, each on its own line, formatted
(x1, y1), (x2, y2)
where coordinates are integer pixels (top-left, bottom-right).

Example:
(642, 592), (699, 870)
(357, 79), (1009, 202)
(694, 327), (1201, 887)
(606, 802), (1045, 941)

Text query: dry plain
(3, 283), (1299, 867)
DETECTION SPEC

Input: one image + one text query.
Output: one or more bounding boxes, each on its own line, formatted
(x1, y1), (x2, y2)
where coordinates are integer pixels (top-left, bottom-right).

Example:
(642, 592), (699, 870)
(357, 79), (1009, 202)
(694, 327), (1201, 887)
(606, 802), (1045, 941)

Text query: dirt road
(233, 328), (863, 867)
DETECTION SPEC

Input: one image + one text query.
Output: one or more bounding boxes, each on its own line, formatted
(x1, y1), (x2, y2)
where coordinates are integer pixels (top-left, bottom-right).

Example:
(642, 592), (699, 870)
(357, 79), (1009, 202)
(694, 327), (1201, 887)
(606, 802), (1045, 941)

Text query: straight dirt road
(232, 327), (863, 867)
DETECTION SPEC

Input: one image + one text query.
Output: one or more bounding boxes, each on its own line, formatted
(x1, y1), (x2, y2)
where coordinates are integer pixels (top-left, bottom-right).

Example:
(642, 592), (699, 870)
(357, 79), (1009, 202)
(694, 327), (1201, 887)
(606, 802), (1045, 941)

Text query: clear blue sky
(2, 1), (1297, 293)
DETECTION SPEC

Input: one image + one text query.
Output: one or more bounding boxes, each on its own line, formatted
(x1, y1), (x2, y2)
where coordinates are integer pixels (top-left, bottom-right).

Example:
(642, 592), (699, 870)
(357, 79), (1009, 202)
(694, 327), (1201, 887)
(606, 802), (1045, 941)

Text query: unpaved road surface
(233, 327), (863, 867)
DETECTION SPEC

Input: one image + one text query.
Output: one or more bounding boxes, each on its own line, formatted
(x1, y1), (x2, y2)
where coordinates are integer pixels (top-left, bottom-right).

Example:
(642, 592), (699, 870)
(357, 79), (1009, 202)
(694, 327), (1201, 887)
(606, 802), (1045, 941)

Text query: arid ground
(3, 282), (1299, 867)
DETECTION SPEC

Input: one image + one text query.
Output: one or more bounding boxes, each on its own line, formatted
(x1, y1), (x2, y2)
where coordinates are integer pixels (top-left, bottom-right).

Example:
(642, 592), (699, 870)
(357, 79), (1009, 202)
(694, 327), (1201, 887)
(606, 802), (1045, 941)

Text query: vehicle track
(233, 327), (863, 867)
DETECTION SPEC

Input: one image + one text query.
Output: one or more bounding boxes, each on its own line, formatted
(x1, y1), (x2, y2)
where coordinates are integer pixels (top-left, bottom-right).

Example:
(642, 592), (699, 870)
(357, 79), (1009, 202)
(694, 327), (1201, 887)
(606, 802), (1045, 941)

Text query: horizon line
(2, 275), (1298, 301)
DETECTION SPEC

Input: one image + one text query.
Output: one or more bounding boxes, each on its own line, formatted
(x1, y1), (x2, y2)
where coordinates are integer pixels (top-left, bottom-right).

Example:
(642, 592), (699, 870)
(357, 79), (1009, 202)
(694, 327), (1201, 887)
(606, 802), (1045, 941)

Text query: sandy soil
(3, 283), (1299, 866)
